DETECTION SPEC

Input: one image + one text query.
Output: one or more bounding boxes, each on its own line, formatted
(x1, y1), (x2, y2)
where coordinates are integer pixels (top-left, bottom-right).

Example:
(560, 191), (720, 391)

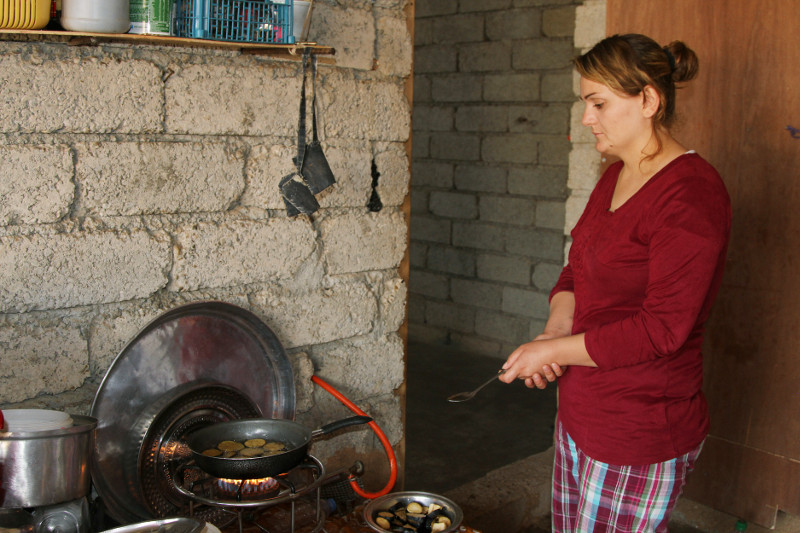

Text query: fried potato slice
(217, 440), (245, 451)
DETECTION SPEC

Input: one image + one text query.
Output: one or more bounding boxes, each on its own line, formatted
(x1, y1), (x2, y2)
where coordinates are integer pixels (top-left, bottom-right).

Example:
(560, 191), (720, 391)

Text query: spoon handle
(474, 368), (505, 393)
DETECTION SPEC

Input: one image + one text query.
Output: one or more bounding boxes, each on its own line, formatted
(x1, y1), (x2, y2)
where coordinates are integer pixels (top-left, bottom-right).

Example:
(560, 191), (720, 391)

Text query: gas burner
(174, 455), (325, 507)
(215, 477), (280, 501)
(172, 456), (328, 533)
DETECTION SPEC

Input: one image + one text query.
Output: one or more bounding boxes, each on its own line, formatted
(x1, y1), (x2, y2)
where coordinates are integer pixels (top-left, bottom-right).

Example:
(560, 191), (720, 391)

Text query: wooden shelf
(0, 29), (335, 62)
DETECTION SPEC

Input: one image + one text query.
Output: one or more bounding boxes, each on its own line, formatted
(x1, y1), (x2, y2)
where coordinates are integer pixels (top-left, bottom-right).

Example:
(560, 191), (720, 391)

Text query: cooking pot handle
(312, 415), (372, 438)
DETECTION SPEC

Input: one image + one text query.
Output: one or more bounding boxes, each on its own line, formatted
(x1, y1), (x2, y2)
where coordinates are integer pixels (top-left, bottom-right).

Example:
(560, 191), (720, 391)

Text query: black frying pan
(185, 415), (372, 479)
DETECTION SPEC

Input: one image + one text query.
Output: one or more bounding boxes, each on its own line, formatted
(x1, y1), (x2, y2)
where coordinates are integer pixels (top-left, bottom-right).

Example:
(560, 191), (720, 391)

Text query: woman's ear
(641, 85), (660, 118)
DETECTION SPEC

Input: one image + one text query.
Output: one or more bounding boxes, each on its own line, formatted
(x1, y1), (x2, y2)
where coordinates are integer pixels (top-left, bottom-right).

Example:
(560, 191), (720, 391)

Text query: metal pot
(0, 415), (96, 508)
(186, 415), (372, 479)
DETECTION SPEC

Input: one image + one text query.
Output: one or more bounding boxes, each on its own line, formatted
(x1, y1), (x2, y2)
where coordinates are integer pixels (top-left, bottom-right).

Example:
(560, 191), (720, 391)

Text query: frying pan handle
(313, 415), (373, 438)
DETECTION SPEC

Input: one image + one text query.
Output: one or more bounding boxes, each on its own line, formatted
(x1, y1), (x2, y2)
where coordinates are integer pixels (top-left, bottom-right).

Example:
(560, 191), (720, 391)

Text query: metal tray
(90, 301), (296, 524)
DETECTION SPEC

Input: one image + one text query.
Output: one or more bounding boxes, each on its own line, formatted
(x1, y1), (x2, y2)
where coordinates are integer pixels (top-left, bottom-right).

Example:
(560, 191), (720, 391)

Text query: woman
(499, 34), (731, 532)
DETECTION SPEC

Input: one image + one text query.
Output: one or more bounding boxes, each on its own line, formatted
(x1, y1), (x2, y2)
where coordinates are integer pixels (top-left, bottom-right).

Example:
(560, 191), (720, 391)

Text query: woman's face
(579, 77), (653, 158)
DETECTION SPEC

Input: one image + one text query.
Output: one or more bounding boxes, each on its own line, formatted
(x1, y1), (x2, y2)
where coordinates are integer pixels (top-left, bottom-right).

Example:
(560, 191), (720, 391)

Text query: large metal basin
(0, 415), (97, 508)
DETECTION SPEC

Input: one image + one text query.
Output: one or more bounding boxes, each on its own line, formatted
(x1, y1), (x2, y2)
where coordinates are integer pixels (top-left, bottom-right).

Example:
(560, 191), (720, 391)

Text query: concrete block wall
(0, 0), (412, 485)
(409, 0), (582, 358)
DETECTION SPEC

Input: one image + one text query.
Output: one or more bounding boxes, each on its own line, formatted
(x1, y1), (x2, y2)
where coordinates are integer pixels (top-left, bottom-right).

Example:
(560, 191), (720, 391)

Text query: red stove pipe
(310, 375), (397, 499)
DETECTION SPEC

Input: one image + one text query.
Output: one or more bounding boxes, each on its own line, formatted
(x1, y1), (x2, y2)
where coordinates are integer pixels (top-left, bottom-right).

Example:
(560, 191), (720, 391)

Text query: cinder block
(459, 42), (512, 72)
(542, 6), (576, 37)
(320, 76), (411, 142)
(532, 261), (564, 291)
(412, 160), (455, 188)
(431, 14), (485, 44)
(486, 9), (541, 41)
(455, 105), (509, 133)
(426, 245), (476, 276)
(312, 334), (404, 400)
(502, 286), (550, 319)
(477, 253), (531, 285)
(430, 191), (479, 219)
(78, 142), (244, 216)
(538, 135), (572, 165)
(565, 191), (591, 235)
(374, 141), (411, 207)
(452, 221), (506, 251)
(0, 55), (162, 134)
(542, 72), (574, 103)
(0, 230), (170, 312)
(409, 270), (450, 299)
(450, 278), (503, 310)
(0, 144), (73, 224)
(574, 0), (607, 50)
(454, 164), (508, 193)
(567, 145), (603, 191)
(172, 217), (316, 291)
(460, 0), (513, 12)
(413, 132), (432, 159)
(475, 308), (531, 345)
(431, 132), (481, 161)
(482, 133), (539, 164)
(167, 64), (300, 137)
(413, 105), (455, 132)
(508, 165), (568, 199)
(376, 14), (413, 77)
(508, 105), (569, 134)
(414, 74), (433, 103)
(484, 73), (541, 103)
(535, 200), (566, 230)
(250, 281), (377, 347)
(410, 215), (452, 244)
(479, 196), (535, 226)
(415, 0), (458, 18)
(512, 38), (574, 70)
(432, 74), (484, 102)
(306, 4), (375, 71)
(415, 45), (459, 74)
(320, 210), (408, 274)
(0, 320), (87, 403)
(505, 227), (565, 261)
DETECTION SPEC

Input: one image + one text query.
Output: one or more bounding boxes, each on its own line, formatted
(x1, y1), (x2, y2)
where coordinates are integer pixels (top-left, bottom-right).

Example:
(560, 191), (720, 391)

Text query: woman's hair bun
(664, 40), (699, 83)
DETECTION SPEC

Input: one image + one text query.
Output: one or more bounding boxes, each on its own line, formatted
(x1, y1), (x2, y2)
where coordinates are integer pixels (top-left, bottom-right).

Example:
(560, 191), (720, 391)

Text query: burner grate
(136, 384), (262, 525)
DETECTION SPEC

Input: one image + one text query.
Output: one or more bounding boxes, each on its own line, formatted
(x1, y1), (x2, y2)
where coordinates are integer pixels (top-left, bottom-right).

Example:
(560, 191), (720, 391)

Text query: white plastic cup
(293, 0), (310, 41)
(61, 0), (130, 33)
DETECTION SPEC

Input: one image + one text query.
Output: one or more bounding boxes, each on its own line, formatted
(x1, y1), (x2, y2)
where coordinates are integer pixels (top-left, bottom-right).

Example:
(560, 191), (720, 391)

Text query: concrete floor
(403, 342), (800, 533)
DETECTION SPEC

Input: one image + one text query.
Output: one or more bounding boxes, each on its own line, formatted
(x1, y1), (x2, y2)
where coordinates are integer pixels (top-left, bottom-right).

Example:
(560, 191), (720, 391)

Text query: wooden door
(606, 1), (800, 527)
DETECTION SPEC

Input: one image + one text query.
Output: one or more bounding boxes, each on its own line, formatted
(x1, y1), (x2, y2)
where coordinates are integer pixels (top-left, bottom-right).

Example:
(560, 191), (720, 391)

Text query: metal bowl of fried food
(363, 491), (463, 533)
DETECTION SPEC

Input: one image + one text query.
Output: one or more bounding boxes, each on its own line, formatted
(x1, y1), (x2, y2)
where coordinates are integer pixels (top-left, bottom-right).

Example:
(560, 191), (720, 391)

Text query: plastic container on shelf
(292, 0), (309, 41)
(61, 0), (130, 33)
(0, 0), (51, 30)
(172, 0), (294, 44)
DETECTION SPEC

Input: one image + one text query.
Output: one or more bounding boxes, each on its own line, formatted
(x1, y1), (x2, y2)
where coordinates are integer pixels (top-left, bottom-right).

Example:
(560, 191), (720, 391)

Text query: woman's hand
(501, 337), (565, 389)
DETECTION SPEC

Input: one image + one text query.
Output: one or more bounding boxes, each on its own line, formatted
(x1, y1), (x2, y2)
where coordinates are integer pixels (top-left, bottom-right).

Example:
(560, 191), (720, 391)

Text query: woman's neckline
(607, 151), (696, 213)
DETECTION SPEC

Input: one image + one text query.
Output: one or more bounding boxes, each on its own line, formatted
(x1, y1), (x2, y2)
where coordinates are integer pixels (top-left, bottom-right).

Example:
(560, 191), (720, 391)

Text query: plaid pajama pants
(552, 419), (703, 533)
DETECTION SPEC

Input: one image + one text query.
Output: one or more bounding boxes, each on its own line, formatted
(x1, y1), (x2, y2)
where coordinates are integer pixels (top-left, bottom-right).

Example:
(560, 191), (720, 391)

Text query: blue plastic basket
(172, 0), (294, 44)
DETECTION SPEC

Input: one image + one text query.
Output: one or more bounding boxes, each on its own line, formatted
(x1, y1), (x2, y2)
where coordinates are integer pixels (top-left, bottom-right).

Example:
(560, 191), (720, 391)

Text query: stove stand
(172, 455), (328, 533)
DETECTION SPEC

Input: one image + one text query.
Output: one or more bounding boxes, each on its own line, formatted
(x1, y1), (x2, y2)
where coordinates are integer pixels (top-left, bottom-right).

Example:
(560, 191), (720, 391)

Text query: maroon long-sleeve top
(552, 152), (731, 465)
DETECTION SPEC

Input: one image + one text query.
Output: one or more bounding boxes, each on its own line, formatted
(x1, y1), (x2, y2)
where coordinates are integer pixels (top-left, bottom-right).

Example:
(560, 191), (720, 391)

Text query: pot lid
(90, 301), (295, 524)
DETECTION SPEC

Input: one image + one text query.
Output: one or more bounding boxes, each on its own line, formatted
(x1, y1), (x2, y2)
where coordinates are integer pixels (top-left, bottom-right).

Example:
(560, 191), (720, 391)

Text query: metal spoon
(447, 369), (506, 403)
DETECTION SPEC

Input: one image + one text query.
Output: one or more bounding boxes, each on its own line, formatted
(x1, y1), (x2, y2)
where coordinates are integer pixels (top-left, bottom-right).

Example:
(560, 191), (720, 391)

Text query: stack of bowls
(3, 409), (73, 432)
(0, 0), (51, 30)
